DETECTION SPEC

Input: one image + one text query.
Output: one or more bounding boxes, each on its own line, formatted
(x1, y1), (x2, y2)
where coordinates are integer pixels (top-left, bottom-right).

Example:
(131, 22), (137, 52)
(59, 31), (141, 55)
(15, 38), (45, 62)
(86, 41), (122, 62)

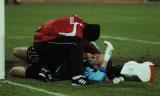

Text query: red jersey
(34, 15), (85, 43)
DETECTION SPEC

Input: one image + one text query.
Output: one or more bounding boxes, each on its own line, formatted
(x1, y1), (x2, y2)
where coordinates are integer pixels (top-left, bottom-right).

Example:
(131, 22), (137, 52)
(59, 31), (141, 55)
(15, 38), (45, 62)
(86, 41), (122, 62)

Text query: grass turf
(2, 3), (160, 96)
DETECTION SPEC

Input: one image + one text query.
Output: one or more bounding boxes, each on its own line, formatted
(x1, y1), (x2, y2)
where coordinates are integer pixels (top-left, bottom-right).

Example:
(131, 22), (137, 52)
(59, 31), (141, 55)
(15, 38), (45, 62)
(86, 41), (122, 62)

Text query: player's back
(34, 15), (85, 43)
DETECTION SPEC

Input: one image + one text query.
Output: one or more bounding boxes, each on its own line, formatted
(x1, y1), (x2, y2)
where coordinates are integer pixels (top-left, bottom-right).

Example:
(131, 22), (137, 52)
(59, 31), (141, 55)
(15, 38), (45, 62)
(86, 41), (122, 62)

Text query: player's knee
(12, 47), (28, 58)
(12, 48), (19, 57)
(9, 66), (20, 75)
(9, 66), (26, 77)
(9, 67), (18, 76)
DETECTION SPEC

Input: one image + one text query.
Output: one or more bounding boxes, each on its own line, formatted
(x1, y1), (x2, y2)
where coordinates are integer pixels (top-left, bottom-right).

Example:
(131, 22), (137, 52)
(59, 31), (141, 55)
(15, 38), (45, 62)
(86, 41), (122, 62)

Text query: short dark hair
(83, 24), (100, 41)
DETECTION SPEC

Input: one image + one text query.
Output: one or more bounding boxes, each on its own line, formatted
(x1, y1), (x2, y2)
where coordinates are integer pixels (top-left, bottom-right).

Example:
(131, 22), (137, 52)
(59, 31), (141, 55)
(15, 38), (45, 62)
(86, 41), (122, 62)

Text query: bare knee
(12, 47), (19, 57)
(12, 47), (28, 60)
(9, 66), (27, 77)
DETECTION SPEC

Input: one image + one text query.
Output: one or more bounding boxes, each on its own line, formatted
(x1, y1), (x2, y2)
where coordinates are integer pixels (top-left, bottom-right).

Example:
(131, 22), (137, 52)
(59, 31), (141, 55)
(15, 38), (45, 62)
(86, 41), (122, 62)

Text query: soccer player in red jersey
(9, 15), (100, 85)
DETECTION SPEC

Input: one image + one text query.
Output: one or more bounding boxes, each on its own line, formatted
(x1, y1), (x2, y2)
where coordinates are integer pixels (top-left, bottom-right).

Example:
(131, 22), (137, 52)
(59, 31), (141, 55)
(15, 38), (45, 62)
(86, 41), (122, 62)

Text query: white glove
(104, 41), (114, 62)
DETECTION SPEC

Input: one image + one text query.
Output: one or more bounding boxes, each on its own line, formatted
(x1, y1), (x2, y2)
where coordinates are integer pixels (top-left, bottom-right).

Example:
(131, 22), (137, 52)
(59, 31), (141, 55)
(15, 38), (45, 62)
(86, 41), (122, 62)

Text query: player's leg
(67, 37), (84, 77)
(10, 46), (53, 81)
(9, 66), (28, 77)
(33, 37), (76, 82)
(12, 47), (28, 62)
(96, 40), (116, 80)
(9, 63), (49, 81)
(13, 46), (40, 65)
(64, 38), (92, 85)
(34, 37), (90, 85)
(106, 61), (124, 80)
(10, 47), (41, 79)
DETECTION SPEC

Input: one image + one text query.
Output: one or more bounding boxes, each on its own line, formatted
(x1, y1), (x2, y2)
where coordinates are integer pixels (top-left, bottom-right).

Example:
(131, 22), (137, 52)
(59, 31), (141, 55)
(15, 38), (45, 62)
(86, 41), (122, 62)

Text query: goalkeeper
(83, 41), (114, 81)
(9, 40), (114, 82)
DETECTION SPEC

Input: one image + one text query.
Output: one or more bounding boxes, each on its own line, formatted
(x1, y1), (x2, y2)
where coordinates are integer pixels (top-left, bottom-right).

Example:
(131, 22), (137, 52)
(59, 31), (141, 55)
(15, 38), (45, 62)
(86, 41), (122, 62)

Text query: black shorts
(25, 46), (71, 80)
(25, 46), (42, 79)
(26, 37), (84, 80)
(25, 61), (71, 80)
(27, 46), (40, 64)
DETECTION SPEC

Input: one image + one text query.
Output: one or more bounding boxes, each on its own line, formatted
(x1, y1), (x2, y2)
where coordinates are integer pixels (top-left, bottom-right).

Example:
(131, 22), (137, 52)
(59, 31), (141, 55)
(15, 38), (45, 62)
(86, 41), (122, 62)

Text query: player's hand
(86, 53), (100, 69)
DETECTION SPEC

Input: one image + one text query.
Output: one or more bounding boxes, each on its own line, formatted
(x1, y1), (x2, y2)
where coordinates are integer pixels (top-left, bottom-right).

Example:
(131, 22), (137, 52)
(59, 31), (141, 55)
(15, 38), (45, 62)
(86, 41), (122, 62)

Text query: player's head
(83, 24), (100, 41)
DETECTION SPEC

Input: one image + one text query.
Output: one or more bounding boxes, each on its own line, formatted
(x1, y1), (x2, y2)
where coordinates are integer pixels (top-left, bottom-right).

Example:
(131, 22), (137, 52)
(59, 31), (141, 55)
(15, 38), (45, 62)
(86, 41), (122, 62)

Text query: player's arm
(84, 67), (106, 81)
(85, 53), (104, 68)
(98, 41), (114, 73)
(83, 42), (106, 81)
(84, 41), (114, 81)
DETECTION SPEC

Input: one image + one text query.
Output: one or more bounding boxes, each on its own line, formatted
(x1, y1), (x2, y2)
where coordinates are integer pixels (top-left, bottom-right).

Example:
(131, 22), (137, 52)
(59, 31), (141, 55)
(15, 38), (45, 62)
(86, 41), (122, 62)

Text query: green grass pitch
(1, 3), (160, 96)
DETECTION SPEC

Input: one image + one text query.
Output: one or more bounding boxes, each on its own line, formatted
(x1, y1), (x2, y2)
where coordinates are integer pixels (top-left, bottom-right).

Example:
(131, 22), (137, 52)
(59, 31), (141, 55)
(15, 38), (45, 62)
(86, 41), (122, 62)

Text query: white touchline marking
(101, 36), (160, 45)
(2, 80), (68, 96)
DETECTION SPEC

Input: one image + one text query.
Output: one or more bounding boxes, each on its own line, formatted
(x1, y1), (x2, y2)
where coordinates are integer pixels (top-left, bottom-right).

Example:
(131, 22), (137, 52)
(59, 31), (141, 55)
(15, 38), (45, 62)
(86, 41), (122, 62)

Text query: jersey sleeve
(84, 67), (105, 81)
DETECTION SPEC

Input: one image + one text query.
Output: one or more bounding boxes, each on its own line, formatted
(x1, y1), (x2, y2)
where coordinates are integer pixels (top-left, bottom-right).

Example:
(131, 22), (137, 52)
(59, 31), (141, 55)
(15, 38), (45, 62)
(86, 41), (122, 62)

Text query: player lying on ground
(10, 40), (153, 83)
(83, 41), (155, 83)
(9, 40), (113, 82)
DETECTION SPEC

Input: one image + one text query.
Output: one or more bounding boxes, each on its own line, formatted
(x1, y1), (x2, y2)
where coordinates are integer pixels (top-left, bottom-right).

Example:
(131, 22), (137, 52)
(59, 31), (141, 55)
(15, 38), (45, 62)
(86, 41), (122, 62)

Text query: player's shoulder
(73, 15), (82, 19)
(43, 15), (84, 26)
(54, 15), (82, 20)
(70, 15), (83, 22)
